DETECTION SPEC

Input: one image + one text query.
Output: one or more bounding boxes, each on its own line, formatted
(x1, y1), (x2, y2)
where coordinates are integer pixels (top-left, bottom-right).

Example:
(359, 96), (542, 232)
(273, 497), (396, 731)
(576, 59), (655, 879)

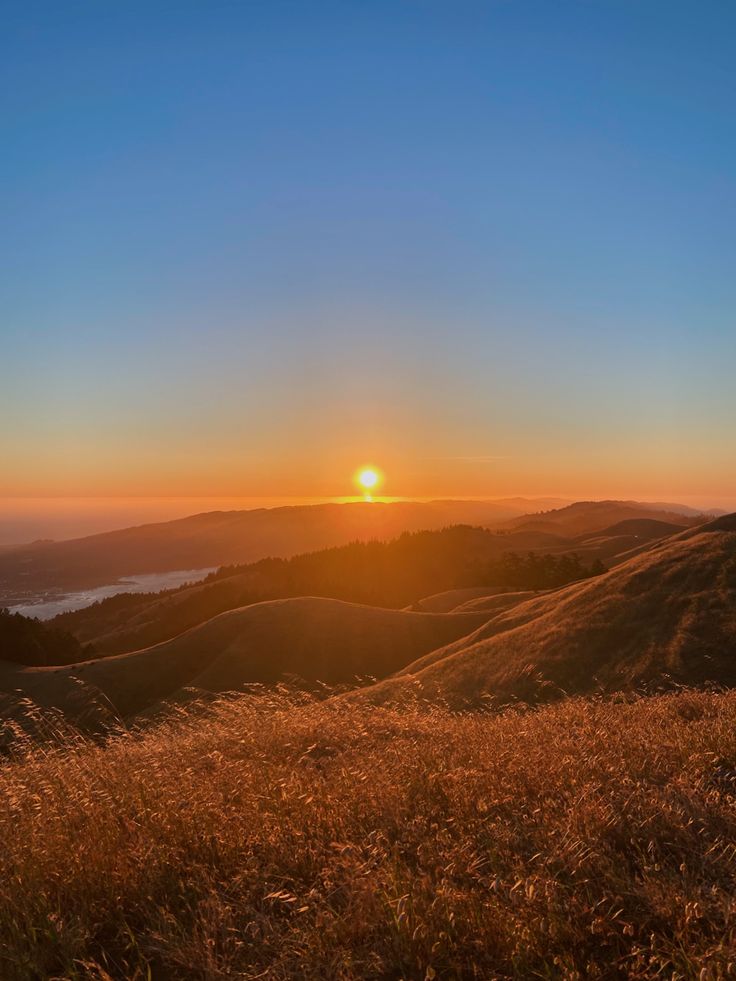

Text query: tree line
(0, 607), (84, 667)
(464, 551), (607, 590)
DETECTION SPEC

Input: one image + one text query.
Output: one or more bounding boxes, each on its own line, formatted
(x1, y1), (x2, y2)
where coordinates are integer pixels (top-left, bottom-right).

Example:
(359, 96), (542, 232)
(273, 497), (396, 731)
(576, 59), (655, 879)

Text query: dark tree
(0, 608), (84, 666)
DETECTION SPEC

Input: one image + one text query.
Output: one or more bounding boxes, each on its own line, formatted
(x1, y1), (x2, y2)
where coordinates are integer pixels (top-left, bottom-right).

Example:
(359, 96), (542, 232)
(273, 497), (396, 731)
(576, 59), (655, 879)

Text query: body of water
(8, 567), (217, 621)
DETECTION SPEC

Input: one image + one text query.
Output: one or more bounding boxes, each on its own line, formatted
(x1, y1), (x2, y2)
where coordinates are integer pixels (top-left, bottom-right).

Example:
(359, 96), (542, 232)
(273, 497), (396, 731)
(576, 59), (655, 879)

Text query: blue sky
(1, 1), (734, 503)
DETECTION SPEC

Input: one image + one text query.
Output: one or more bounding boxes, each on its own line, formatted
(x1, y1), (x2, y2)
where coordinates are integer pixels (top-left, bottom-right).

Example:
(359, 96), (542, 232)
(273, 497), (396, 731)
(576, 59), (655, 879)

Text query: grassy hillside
(0, 599), (490, 723)
(409, 584), (533, 613)
(362, 514), (736, 708)
(1, 690), (735, 978)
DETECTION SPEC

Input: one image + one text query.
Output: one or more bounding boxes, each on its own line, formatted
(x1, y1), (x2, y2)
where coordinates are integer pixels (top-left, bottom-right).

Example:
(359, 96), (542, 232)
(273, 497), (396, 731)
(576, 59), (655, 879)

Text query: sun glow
(355, 467), (382, 500)
(358, 469), (378, 489)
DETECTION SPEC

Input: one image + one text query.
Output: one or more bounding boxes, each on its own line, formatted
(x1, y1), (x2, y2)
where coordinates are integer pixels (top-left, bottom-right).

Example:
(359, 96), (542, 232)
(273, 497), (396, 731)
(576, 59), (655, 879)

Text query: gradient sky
(2, 1), (735, 505)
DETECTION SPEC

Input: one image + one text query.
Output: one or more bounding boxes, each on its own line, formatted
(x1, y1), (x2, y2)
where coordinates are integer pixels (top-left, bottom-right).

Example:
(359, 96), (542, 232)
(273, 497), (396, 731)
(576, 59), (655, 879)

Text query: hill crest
(355, 514), (736, 707)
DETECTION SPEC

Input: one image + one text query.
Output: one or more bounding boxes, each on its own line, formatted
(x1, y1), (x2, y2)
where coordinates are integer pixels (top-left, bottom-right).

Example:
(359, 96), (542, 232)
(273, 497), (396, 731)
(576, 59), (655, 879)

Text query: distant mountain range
(0, 498), (707, 605)
(498, 499), (712, 535)
(0, 500), (550, 602)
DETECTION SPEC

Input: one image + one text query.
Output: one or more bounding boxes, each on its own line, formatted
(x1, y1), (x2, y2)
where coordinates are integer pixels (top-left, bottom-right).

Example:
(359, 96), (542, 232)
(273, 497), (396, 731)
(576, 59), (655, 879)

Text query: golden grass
(2, 691), (736, 979)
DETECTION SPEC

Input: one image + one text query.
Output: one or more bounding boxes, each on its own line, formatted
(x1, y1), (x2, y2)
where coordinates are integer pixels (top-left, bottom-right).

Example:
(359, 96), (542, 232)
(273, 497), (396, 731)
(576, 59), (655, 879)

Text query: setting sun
(356, 468), (381, 493)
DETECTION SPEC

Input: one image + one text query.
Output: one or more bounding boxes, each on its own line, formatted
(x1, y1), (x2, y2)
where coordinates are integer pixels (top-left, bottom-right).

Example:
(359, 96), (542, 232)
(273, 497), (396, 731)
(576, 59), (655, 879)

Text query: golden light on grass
(356, 467), (382, 500)
(1, 691), (735, 977)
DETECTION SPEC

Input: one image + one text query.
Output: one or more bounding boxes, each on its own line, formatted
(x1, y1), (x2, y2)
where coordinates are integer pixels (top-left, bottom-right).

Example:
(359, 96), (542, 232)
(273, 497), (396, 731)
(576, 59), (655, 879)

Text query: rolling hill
(408, 585), (517, 613)
(0, 599), (491, 724)
(51, 523), (615, 655)
(356, 514), (736, 708)
(451, 589), (549, 613)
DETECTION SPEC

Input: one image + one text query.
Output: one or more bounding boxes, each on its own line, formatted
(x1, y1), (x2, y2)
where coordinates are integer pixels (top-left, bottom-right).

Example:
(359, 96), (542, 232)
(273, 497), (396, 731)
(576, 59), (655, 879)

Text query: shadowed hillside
(0, 599), (490, 723)
(592, 517), (687, 538)
(357, 514), (736, 708)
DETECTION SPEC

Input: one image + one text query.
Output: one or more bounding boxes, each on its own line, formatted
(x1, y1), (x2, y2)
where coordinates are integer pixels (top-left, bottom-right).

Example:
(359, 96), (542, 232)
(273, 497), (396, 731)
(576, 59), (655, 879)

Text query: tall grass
(1, 690), (736, 979)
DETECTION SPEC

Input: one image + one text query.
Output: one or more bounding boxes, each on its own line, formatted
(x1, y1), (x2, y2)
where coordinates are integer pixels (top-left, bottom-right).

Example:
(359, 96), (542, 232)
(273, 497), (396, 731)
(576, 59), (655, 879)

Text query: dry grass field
(2, 689), (736, 979)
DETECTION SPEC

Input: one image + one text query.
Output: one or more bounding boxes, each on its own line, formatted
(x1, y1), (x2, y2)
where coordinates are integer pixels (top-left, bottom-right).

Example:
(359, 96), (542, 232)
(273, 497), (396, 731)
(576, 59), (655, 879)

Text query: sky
(1, 0), (735, 508)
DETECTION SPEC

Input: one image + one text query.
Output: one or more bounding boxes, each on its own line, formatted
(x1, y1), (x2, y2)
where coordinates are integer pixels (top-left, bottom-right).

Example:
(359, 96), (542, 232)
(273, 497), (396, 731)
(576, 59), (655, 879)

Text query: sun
(355, 467), (382, 497)
(358, 468), (379, 490)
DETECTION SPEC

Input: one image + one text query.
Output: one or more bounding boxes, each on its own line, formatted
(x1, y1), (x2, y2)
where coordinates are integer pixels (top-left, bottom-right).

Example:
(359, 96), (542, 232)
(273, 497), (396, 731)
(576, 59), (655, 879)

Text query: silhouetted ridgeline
(498, 499), (705, 536)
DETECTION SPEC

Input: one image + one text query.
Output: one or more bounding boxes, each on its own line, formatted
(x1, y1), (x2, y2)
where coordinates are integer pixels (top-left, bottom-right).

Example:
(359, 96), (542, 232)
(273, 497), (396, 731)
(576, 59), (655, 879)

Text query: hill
(589, 517), (686, 538)
(1, 690), (735, 978)
(500, 500), (701, 537)
(358, 514), (736, 708)
(408, 585), (516, 613)
(51, 525), (605, 655)
(452, 589), (550, 613)
(0, 599), (490, 723)
(565, 517), (688, 567)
